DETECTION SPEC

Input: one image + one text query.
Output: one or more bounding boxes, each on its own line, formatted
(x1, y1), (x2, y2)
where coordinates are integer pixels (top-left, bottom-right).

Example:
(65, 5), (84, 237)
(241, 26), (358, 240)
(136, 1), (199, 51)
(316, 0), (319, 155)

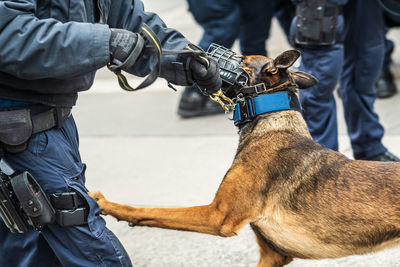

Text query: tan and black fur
(90, 50), (400, 266)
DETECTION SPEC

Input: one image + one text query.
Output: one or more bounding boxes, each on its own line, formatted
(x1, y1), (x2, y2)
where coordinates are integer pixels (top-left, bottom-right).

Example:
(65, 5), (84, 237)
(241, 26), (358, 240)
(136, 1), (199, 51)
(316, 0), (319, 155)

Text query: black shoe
(355, 151), (400, 162)
(374, 72), (398, 99)
(177, 86), (224, 118)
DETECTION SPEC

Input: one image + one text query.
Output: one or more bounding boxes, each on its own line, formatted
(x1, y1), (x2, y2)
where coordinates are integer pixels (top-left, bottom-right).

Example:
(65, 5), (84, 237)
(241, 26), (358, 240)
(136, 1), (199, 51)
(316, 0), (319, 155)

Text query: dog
(89, 50), (400, 267)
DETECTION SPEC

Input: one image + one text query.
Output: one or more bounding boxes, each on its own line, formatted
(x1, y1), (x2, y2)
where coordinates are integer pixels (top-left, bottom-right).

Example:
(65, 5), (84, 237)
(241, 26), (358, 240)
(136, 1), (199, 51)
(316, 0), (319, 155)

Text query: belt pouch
(0, 109), (32, 153)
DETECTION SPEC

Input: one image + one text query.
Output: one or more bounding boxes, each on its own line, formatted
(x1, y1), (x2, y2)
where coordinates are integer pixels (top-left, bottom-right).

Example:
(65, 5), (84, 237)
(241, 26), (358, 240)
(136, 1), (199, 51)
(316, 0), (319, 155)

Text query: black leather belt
(31, 107), (72, 134)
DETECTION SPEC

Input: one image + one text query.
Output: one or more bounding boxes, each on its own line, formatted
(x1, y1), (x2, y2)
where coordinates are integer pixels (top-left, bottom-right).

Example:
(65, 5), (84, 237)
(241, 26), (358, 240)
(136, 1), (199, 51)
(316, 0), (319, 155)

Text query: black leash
(107, 24), (205, 92)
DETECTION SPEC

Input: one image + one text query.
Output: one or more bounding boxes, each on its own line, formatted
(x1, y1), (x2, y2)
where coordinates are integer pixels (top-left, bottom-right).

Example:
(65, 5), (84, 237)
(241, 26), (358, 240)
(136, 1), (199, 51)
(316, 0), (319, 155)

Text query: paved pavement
(76, 1), (400, 266)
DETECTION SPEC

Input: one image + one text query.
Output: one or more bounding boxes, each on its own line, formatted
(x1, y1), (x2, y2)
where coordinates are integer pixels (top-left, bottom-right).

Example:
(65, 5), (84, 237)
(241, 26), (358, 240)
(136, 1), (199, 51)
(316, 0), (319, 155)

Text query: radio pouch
(10, 172), (55, 231)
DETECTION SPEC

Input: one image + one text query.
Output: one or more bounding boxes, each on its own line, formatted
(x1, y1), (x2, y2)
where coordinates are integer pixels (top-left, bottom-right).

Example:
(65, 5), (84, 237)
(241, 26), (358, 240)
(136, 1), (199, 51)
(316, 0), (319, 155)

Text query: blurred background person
(291, 0), (399, 161)
(177, 0), (295, 118)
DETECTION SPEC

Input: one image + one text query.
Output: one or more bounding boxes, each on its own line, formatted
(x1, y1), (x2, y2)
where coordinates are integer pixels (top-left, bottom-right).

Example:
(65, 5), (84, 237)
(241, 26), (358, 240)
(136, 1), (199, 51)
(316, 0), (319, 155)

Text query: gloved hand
(188, 56), (222, 95)
(183, 44), (222, 95)
(109, 28), (144, 70)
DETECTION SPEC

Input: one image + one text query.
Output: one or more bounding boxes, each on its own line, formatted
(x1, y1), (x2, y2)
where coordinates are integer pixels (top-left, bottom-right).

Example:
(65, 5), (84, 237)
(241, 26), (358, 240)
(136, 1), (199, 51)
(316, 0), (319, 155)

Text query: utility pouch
(0, 109), (32, 153)
(0, 159), (55, 233)
(295, 0), (339, 46)
(10, 172), (55, 231)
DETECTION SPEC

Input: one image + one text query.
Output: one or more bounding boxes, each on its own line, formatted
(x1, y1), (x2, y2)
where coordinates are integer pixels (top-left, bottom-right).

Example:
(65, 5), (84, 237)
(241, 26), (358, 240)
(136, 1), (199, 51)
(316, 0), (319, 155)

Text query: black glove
(109, 28), (144, 70)
(171, 44), (221, 95)
(188, 55), (222, 95)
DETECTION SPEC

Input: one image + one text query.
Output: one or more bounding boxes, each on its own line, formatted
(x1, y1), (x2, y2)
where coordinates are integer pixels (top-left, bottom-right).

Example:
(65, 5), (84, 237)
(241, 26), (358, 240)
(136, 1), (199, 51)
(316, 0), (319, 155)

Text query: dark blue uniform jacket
(0, 0), (189, 107)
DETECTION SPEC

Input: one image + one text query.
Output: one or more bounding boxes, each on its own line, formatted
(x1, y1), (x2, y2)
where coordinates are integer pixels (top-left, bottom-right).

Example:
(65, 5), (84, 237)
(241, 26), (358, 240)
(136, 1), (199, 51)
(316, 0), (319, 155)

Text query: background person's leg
(187, 0), (240, 50)
(340, 0), (387, 159)
(298, 45), (343, 151)
(289, 11), (345, 151)
(238, 0), (275, 56)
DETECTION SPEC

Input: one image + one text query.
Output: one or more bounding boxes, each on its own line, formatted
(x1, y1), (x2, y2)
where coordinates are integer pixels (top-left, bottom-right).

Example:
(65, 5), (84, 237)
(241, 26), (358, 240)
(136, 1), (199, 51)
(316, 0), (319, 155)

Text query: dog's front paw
(89, 191), (106, 202)
(88, 191), (109, 214)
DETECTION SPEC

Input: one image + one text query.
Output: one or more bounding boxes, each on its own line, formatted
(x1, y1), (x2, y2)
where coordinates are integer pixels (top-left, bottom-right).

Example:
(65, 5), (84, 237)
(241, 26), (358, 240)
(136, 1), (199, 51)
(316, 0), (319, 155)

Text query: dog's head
(222, 50), (318, 98)
(212, 49), (318, 126)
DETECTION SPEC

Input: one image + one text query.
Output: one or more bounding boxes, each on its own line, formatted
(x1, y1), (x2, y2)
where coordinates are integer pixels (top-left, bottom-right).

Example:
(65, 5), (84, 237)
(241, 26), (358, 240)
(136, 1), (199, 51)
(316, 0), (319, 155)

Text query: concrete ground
(75, 1), (400, 266)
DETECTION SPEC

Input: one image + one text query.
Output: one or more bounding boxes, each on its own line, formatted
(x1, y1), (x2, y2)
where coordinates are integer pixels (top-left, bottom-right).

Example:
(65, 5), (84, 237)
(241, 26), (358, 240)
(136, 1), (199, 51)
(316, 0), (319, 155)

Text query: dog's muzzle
(205, 44), (250, 112)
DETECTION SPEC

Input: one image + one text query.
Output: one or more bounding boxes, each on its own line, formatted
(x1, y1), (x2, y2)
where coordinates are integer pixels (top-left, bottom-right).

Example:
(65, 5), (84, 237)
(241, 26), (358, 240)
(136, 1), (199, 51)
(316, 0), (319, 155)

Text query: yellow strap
(141, 26), (162, 55)
(186, 45), (210, 68)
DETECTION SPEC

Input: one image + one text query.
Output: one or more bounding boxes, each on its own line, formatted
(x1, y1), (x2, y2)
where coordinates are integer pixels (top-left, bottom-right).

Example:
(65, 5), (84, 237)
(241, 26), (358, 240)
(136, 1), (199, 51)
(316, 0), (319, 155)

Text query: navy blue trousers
(0, 116), (132, 266)
(295, 0), (387, 158)
(187, 0), (281, 55)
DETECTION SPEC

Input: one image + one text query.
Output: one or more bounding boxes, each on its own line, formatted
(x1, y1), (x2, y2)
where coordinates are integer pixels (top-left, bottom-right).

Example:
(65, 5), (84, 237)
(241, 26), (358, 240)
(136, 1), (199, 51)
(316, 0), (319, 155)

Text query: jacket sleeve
(107, 0), (191, 83)
(0, 0), (111, 80)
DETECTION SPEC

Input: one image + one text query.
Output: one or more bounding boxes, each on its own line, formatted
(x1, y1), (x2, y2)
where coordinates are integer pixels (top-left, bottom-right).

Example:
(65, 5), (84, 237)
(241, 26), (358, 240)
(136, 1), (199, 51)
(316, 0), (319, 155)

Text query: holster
(295, 0), (340, 46)
(0, 172), (30, 233)
(0, 158), (88, 233)
(0, 160), (55, 233)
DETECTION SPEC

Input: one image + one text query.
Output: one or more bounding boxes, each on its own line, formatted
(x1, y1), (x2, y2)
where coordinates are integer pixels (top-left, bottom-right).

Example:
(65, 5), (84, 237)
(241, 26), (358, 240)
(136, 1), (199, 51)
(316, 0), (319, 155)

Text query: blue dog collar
(233, 91), (299, 126)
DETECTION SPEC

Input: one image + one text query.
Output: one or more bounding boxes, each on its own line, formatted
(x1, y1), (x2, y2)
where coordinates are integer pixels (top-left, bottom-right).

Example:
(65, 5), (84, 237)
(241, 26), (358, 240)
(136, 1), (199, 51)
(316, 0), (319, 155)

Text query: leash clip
(209, 89), (235, 113)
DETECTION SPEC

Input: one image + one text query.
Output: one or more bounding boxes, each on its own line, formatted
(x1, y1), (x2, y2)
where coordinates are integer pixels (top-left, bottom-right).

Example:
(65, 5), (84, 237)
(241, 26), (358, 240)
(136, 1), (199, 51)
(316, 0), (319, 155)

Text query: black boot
(354, 151), (400, 162)
(374, 72), (398, 99)
(177, 86), (224, 118)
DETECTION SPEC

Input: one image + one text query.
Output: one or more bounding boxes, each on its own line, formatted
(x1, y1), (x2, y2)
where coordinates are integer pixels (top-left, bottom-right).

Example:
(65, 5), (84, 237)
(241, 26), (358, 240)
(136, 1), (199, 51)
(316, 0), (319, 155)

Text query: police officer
(291, 0), (400, 161)
(177, 0), (295, 118)
(0, 0), (221, 266)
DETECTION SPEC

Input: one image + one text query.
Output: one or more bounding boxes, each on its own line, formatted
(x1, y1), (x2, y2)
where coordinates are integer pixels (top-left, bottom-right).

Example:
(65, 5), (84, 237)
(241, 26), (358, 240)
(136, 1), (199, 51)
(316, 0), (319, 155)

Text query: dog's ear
(290, 70), (318, 89)
(273, 50), (301, 69)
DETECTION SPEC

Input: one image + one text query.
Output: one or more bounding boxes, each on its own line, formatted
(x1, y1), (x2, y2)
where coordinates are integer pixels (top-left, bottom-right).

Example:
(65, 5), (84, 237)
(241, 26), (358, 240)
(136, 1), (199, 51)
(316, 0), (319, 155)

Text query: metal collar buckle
(254, 83), (267, 94)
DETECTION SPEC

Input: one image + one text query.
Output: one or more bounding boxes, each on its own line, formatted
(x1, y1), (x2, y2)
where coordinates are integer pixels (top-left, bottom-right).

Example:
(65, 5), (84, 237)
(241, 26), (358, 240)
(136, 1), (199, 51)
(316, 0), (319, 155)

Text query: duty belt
(29, 106), (72, 132)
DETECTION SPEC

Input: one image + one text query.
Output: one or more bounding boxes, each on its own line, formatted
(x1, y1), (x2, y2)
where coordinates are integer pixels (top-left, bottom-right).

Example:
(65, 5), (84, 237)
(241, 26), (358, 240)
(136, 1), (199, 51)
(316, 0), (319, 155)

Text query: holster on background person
(294, 0), (340, 46)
